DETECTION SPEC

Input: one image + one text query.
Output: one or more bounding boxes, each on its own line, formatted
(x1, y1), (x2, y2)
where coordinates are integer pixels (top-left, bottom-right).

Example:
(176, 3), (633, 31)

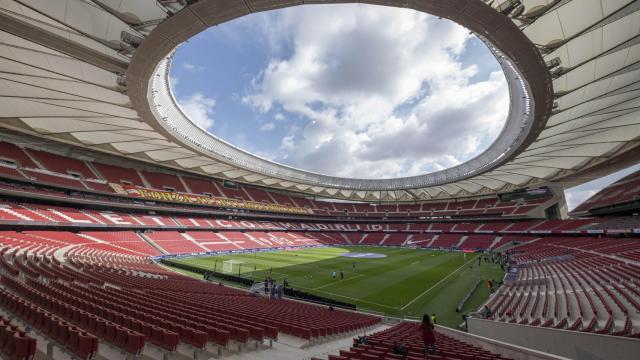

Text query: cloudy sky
(170, 3), (631, 210)
(171, 4), (508, 179)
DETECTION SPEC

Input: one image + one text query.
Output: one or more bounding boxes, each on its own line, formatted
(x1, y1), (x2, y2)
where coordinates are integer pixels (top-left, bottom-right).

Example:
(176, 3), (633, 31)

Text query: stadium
(0, 0), (638, 359)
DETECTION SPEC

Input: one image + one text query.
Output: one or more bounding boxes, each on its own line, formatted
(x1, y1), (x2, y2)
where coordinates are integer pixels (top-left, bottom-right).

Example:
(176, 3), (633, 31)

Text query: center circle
(341, 252), (388, 259)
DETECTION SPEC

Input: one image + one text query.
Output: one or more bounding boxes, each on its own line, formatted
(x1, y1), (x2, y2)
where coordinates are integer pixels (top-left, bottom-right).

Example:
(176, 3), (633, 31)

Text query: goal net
(222, 260), (245, 274)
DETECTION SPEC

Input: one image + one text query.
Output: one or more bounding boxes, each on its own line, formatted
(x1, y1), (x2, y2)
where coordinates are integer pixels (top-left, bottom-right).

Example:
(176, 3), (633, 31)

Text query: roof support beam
(0, 11), (128, 74)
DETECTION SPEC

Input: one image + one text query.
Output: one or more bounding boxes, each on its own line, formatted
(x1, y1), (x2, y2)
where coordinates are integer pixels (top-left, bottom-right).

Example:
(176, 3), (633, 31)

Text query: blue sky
(169, 3), (631, 210)
(170, 4), (508, 179)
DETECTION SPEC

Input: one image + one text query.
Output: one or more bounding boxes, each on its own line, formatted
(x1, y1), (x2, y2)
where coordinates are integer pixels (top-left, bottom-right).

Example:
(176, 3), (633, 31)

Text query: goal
(222, 260), (245, 274)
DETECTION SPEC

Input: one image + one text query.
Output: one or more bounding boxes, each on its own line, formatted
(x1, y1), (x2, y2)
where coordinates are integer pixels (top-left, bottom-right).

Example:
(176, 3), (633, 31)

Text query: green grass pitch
(171, 246), (505, 328)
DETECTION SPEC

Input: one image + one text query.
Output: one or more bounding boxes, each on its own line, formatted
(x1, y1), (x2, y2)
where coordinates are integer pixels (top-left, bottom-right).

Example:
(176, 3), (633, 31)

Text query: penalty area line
(400, 255), (475, 310)
(312, 273), (364, 290)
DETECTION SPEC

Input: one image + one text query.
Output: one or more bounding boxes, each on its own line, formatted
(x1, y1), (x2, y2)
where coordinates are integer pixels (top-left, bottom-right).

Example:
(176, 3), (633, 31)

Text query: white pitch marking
(312, 289), (398, 309)
(312, 273), (364, 290)
(400, 256), (475, 310)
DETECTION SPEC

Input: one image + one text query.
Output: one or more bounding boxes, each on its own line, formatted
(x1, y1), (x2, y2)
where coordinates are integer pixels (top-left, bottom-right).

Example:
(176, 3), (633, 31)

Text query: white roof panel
(0, 0), (638, 201)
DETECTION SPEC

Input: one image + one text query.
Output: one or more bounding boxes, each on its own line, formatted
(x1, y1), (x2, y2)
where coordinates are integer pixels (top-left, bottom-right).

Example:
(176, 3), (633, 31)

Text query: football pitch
(170, 246), (505, 327)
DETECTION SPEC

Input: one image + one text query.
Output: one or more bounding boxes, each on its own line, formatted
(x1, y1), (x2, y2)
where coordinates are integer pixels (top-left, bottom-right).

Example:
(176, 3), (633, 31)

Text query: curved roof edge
(127, 0), (553, 192)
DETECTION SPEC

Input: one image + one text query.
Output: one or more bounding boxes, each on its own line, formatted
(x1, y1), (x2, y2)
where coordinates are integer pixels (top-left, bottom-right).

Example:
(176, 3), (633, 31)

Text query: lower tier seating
(0, 225), (640, 353)
(313, 321), (510, 360)
(0, 312), (37, 360)
(0, 237), (380, 359)
(485, 238), (640, 337)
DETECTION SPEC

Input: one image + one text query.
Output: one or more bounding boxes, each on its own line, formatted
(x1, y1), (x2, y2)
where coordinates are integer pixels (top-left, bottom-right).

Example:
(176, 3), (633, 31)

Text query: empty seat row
(313, 322), (510, 360)
(0, 314), (36, 360)
(0, 289), (93, 359)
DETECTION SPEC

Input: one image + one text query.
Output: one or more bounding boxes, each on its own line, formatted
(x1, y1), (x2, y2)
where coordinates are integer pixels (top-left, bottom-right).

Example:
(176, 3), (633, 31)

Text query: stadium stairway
(219, 324), (390, 360)
(137, 232), (171, 255)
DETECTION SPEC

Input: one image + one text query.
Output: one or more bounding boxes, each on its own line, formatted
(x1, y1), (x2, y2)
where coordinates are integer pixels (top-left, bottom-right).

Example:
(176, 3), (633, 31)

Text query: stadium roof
(0, 0), (639, 202)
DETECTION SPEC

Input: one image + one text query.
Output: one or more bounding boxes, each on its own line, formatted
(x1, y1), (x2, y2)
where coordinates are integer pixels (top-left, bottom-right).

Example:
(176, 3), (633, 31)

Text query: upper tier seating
(0, 142), (559, 219)
(291, 196), (316, 210)
(92, 163), (144, 187)
(0, 141), (39, 168)
(26, 149), (96, 179)
(216, 185), (249, 201)
(0, 164), (26, 180)
(573, 169), (640, 213)
(529, 219), (597, 232)
(181, 176), (224, 196)
(243, 187), (274, 203)
(139, 171), (186, 192)
(22, 169), (88, 190)
(586, 216), (640, 232)
(267, 192), (295, 206)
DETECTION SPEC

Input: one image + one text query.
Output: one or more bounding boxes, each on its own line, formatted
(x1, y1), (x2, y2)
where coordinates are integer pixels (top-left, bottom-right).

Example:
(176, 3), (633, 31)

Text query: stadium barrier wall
(467, 317), (638, 360)
(160, 256), (358, 310)
(435, 324), (568, 360)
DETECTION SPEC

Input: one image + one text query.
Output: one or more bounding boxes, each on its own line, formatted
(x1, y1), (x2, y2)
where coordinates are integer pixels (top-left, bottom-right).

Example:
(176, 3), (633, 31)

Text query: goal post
(222, 260), (245, 274)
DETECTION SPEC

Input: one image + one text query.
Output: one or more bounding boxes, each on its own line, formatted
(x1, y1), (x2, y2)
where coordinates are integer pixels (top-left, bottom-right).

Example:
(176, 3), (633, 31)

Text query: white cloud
(260, 122), (275, 131)
(565, 163), (640, 211)
(182, 62), (207, 72)
(178, 93), (216, 130)
(169, 76), (179, 93)
(242, 5), (508, 178)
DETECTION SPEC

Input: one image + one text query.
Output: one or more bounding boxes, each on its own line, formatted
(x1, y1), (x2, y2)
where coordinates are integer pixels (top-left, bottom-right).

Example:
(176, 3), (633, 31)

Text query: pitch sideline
(400, 255), (475, 310)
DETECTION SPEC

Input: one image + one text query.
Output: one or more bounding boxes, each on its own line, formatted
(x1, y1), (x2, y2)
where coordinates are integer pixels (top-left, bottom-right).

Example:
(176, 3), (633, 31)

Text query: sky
(169, 3), (632, 210)
(170, 4), (509, 179)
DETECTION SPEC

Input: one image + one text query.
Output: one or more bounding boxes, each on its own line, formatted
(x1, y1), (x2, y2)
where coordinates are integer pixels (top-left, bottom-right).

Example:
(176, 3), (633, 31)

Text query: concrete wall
(467, 317), (639, 360)
(435, 324), (568, 360)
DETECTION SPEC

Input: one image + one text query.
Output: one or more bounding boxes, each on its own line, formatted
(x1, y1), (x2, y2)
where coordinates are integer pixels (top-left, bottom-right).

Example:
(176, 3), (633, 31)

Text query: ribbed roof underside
(0, 0), (638, 202)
